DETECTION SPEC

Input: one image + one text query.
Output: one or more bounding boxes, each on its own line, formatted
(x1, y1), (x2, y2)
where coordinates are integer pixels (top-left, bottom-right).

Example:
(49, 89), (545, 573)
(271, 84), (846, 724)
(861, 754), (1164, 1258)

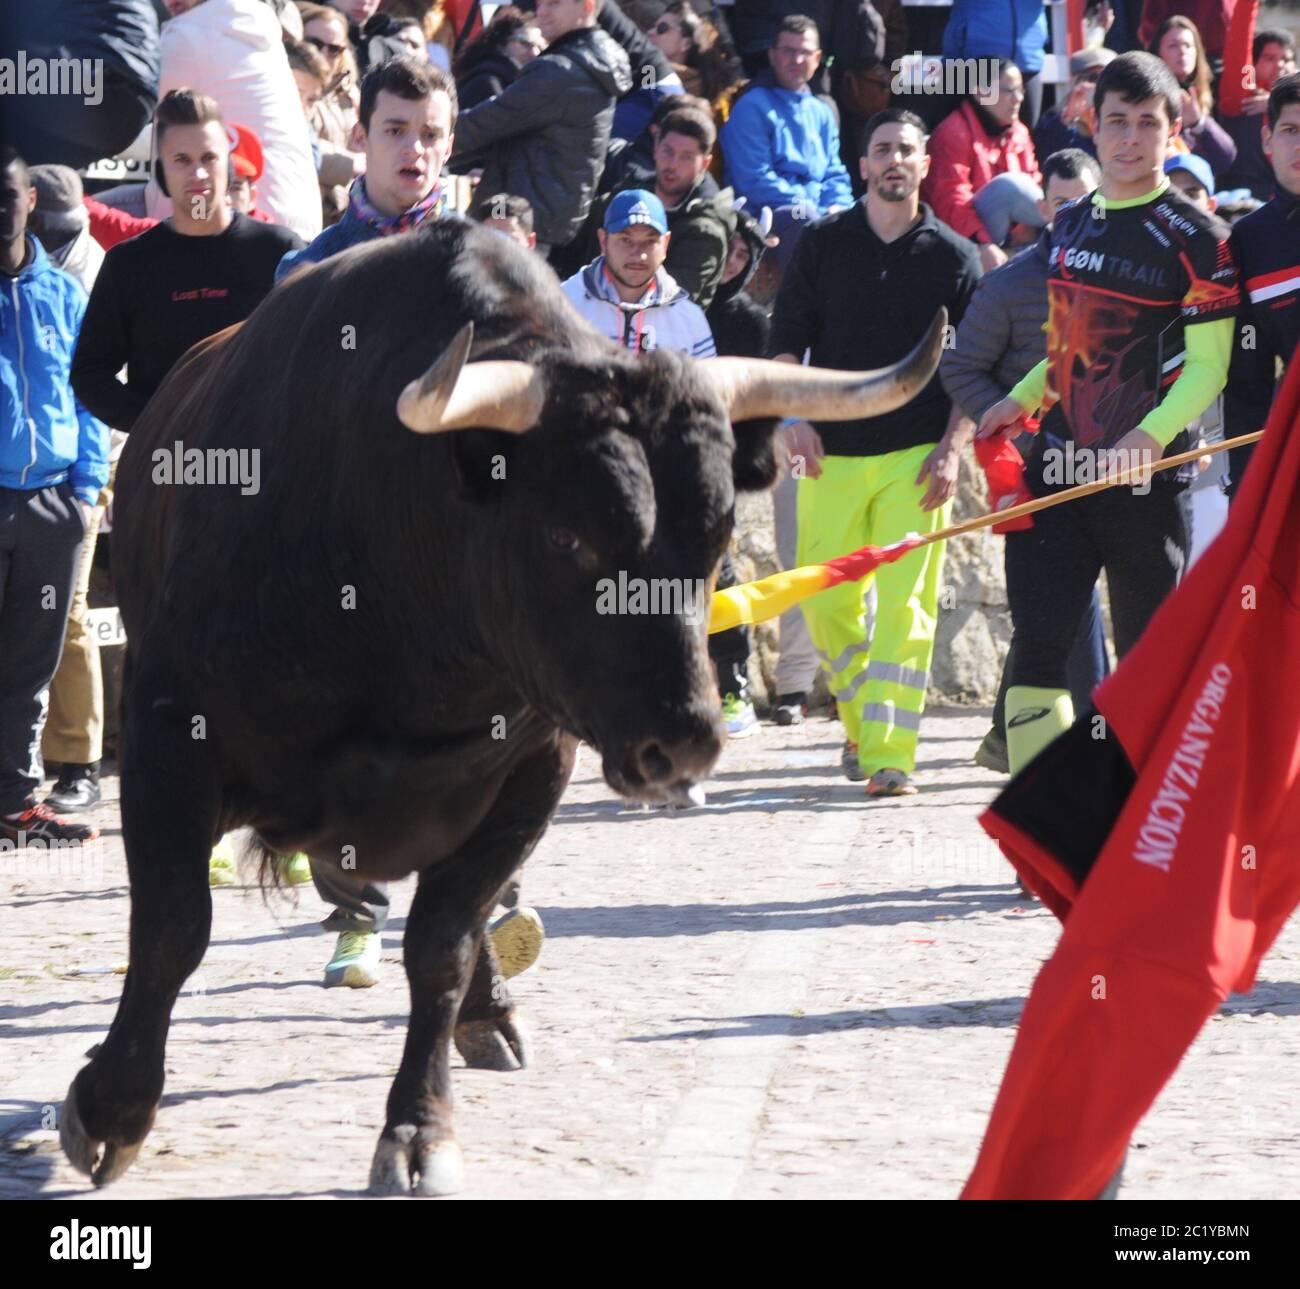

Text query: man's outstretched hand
(975, 395), (1030, 441)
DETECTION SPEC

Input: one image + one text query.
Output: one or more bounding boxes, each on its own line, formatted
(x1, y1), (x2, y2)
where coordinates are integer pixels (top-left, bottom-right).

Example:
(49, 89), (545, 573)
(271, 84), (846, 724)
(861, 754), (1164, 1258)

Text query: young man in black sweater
(72, 89), (303, 434)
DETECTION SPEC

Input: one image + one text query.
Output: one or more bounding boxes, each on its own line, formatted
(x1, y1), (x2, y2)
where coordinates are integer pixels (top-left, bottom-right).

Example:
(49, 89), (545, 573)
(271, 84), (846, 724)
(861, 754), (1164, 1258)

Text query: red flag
(963, 356), (1300, 1199)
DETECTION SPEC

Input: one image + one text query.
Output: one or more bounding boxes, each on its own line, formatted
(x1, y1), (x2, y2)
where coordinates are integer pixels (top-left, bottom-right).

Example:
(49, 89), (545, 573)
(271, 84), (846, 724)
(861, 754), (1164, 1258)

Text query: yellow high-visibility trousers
(796, 444), (950, 776)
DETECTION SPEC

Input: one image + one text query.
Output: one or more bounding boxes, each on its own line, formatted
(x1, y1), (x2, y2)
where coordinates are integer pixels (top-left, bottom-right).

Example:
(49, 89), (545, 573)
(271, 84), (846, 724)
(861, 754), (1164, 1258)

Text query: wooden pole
(912, 430), (1265, 551)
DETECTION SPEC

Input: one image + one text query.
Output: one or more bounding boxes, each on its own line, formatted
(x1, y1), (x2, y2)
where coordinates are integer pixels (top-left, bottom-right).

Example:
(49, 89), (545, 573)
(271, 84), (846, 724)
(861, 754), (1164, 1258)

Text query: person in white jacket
(560, 189), (715, 357)
(149, 0), (322, 242)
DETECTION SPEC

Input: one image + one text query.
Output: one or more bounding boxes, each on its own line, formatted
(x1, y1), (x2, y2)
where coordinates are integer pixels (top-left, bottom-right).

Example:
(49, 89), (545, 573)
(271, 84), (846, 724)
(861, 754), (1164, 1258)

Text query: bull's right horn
(700, 307), (947, 424)
(397, 322), (547, 434)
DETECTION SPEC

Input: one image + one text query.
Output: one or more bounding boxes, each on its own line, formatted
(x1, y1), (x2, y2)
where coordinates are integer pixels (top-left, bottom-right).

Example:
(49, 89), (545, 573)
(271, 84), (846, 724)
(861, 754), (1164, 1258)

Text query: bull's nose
(630, 727), (722, 791)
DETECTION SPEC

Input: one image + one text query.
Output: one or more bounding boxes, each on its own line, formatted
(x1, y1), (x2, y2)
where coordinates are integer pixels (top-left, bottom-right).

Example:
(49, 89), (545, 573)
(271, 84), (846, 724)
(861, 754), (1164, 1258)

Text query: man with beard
(771, 109), (980, 796)
(564, 106), (733, 308)
(560, 189), (715, 357)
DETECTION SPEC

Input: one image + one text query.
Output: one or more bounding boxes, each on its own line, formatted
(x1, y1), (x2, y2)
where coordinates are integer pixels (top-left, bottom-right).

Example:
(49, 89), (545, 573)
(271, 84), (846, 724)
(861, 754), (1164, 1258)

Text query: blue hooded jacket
(942, 0), (1048, 77)
(1, 235), (108, 503)
(721, 75), (854, 214)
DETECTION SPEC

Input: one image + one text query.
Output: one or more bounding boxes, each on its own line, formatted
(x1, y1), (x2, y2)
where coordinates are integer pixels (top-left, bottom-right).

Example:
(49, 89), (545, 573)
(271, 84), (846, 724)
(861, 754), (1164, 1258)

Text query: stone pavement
(3, 709), (1298, 1199)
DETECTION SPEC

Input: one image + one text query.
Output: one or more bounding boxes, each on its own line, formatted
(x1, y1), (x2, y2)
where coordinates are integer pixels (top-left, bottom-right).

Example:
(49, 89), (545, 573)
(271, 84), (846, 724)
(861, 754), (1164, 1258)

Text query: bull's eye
(547, 526), (581, 554)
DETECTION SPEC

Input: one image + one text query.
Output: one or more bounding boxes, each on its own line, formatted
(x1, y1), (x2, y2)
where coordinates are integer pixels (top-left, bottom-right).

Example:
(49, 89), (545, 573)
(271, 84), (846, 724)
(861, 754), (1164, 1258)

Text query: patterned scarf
(347, 175), (446, 235)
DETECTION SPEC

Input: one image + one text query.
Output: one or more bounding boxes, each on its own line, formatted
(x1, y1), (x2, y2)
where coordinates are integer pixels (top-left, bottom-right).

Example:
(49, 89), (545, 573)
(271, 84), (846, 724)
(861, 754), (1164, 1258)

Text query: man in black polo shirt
(977, 53), (1240, 777)
(72, 88), (303, 433)
(771, 107), (981, 796)
(1225, 71), (1300, 500)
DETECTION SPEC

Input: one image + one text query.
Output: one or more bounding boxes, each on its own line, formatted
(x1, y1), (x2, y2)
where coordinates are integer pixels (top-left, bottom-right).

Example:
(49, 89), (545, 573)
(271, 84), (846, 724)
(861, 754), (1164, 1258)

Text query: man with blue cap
(560, 188), (715, 358)
(1164, 152), (1217, 212)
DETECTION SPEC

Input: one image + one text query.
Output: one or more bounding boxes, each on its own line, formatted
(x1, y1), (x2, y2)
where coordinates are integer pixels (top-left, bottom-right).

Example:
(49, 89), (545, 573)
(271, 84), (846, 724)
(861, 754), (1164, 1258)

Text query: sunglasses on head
(307, 36), (347, 58)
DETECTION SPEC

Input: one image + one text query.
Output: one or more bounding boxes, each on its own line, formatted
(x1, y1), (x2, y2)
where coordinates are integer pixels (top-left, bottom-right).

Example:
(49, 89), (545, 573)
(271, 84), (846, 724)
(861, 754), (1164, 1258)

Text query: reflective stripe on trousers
(795, 443), (950, 775)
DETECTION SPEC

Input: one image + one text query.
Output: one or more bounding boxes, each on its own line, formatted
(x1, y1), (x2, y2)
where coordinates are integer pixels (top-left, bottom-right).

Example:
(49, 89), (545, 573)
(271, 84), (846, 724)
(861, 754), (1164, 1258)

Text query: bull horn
(700, 307), (947, 423)
(397, 322), (547, 434)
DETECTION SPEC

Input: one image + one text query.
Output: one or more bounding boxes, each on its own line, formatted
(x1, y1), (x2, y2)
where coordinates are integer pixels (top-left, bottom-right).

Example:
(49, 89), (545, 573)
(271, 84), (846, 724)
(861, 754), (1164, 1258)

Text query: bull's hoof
(368, 1125), (464, 1197)
(60, 1078), (144, 1187)
(454, 1012), (531, 1071)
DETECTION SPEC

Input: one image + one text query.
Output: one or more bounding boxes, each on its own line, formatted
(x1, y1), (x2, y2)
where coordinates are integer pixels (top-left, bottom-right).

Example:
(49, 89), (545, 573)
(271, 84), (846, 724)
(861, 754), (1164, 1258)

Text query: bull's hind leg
(452, 930), (532, 1072)
(61, 679), (221, 1186)
(369, 739), (572, 1197)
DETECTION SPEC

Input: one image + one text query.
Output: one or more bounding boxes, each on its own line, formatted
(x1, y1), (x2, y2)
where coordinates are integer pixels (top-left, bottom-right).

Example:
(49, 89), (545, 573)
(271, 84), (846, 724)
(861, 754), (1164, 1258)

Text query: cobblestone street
(4, 709), (1299, 1199)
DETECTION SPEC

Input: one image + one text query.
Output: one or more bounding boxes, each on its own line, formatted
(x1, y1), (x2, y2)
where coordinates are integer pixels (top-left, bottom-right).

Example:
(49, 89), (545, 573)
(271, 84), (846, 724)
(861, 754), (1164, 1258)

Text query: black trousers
(709, 550), (750, 699)
(1004, 484), (1188, 692)
(992, 584), (1109, 739)
(0, 484), (86, 815)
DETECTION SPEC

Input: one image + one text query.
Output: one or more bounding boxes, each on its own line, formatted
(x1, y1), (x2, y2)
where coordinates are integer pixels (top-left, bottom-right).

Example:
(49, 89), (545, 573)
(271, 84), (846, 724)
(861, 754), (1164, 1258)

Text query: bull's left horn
(397, 322), (547, 434)
(700, 307), (947, 423)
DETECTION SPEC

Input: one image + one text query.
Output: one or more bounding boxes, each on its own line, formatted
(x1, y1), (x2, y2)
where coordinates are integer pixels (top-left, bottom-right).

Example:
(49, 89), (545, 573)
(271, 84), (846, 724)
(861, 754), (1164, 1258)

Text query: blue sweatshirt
(1, 235), (108, 504)
(942, 0), (1048, 77)
(721, 80), (854, 214)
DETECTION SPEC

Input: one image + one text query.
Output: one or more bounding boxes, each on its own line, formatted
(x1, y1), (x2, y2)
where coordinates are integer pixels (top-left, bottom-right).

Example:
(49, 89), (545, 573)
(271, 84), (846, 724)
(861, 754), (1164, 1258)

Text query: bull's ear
(732, 418), (780, 492)
(449, 429), (518, 505)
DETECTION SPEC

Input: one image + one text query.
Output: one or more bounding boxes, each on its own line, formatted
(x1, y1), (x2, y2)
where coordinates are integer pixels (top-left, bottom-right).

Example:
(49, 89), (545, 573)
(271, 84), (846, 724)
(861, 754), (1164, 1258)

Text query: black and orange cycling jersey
(1032, 182), (1239, 457)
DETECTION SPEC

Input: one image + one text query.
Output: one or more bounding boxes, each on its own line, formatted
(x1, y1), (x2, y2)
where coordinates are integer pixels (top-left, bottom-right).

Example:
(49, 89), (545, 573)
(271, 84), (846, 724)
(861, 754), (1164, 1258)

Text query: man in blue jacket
(0, 148), (108, 847)
(722, 14), (854, 272)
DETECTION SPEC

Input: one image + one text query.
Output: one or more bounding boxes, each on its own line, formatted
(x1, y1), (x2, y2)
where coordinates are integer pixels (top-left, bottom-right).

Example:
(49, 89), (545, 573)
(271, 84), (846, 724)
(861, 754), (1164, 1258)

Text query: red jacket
(85, 196), (153, 251)
(921, 102), (1041, 245)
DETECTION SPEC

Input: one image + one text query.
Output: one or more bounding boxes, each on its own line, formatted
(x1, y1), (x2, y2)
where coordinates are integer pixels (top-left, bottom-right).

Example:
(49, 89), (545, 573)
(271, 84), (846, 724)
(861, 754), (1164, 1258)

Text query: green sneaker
(721, 692), (758, 738)
(208, 837), (237, 887)
(276, 852), (313, 886)
(488, 906), (545, 980)
(323, 930), (381, 988)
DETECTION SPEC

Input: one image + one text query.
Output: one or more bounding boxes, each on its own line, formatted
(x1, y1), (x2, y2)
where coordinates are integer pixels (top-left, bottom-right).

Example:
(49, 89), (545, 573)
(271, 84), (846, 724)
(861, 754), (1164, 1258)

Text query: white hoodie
(561, 259), (716, 358)
(148, 0), (322, 242)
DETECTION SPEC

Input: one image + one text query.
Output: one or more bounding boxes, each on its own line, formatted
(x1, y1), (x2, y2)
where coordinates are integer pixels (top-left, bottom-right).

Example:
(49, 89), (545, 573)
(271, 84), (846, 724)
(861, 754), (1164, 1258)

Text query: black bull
(59, 220), (944, 1195)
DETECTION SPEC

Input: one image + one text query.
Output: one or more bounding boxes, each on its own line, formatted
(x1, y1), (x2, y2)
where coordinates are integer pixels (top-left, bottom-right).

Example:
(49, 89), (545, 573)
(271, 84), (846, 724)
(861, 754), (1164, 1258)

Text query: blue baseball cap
(604, 189), (669, 235)
(1164, 153), (1215, 198)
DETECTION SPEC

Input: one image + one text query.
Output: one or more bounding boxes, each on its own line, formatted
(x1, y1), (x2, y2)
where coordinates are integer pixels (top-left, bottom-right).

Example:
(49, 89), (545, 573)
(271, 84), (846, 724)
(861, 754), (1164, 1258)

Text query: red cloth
(920, 102), (1041, 244)
(1217, 0), (1257, 117)
(85, 195), (155, 251)
(962, 354), (1300, 1199)
(1138, 0), (1237, 61)
(445, 0), (483, 44)
(822, 536), (924, 587)
(974, 434), (1034, 532)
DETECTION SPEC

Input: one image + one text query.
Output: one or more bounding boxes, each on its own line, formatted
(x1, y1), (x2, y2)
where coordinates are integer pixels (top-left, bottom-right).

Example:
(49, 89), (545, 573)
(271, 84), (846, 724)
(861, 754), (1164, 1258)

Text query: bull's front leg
(368, 735), (574, 1197)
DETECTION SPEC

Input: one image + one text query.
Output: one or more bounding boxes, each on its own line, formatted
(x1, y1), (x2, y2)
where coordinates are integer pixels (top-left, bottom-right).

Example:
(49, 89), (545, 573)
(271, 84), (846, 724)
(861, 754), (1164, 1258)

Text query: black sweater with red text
(72, 213), (302, 431)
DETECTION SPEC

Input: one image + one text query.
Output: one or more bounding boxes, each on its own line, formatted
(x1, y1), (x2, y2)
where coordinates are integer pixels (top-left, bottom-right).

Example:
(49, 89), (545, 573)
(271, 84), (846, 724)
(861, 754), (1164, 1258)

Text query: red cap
(226, 122), (264, 181)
